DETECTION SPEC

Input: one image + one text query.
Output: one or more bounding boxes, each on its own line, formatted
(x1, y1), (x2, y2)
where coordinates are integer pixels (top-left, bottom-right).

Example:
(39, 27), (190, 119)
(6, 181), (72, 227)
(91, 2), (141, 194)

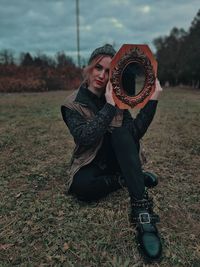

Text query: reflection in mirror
(121, 62), (145, 96)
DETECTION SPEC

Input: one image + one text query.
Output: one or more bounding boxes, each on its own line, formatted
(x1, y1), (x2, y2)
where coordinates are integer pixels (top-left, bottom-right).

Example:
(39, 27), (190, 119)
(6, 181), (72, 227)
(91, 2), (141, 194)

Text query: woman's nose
(99, 70), (105, 79)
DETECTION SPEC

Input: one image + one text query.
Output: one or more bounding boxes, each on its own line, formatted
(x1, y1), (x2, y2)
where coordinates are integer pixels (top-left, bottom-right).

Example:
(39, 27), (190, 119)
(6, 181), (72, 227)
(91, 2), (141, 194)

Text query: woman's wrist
(150, 91), (161, 100)
(106, 100), (115, 106)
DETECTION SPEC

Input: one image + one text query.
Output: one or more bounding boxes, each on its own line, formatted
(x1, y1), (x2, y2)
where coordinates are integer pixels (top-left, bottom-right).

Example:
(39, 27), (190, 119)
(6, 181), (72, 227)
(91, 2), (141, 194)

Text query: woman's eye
(95, 65), (102, 70)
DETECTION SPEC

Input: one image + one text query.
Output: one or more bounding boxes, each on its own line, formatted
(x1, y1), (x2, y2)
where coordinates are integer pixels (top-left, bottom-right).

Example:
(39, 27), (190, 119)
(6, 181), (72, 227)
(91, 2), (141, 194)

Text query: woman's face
(88, 56), (112, 94)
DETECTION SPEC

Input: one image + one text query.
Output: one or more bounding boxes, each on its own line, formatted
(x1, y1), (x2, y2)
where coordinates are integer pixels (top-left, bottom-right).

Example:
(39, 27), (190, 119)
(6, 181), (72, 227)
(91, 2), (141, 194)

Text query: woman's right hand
(105, 81), (115, 106)
(150, 78), (163, 100)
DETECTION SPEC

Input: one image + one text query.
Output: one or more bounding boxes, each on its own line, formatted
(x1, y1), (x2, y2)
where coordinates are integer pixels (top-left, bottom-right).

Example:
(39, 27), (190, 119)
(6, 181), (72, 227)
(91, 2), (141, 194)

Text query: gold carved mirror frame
(110, 44), (157, 109)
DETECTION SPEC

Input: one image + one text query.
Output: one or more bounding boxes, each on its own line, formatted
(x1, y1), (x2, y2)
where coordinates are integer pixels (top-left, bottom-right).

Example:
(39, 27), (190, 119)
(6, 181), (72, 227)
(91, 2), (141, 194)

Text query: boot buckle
(139, 212), (150, 224)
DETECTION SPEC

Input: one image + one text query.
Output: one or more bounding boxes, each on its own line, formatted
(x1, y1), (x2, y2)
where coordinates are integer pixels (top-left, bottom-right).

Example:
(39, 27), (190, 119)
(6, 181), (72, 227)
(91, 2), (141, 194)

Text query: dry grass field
(0, 87), (200, 266)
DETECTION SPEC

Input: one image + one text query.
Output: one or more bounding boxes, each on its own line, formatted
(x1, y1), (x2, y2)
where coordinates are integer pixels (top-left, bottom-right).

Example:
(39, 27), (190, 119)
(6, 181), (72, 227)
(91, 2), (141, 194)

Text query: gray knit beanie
(88, 44), (116, 64)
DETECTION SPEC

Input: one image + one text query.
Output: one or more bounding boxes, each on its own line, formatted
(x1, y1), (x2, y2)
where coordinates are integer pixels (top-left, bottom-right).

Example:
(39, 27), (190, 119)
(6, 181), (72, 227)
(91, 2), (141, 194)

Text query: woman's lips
(95, 80), (104, 86)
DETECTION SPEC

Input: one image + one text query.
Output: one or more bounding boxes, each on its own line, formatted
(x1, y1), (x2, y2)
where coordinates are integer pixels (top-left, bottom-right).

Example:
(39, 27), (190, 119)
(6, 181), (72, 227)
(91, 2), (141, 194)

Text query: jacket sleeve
(122, 100), (158, 141)
(61, 103), (116, 146)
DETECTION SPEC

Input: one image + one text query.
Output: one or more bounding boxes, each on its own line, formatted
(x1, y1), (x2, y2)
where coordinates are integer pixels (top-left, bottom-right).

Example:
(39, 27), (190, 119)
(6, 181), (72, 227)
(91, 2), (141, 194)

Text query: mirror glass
(121, 62), (145, 96)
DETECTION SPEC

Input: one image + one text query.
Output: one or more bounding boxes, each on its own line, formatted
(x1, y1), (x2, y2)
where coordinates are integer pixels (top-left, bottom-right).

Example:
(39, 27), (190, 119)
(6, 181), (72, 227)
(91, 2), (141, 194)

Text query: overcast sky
(0, 0), (199, 64)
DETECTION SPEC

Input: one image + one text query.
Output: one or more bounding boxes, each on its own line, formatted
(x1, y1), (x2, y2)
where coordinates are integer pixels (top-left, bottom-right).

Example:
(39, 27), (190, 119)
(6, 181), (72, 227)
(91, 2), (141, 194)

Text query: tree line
(0, 51), (82, 92)
(154, 9), (200, 88)
(0, 50), (77, 68)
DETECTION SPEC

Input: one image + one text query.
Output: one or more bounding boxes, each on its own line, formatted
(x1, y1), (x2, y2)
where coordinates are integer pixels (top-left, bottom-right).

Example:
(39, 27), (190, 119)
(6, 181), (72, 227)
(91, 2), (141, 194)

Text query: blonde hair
(82, 55), (108, 87)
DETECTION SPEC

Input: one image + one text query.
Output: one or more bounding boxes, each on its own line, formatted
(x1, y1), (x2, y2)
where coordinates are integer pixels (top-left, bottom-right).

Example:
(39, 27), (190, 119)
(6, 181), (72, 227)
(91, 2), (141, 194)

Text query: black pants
(69, 127), (145, 202)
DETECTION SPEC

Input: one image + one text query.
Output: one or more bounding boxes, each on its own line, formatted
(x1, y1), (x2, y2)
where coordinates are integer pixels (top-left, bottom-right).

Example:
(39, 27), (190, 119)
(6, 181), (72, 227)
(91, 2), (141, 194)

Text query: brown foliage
(0, 64), (82, 92)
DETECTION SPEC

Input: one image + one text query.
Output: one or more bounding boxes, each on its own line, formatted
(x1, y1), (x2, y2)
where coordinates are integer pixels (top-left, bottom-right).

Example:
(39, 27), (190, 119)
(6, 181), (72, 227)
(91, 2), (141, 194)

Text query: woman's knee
(111, 127), (139, 152)
(112, 126), (129, 137)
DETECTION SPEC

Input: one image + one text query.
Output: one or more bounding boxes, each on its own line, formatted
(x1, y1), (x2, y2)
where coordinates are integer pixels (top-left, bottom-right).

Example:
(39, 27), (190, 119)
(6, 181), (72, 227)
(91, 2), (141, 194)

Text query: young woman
(61, 44), (163, 262)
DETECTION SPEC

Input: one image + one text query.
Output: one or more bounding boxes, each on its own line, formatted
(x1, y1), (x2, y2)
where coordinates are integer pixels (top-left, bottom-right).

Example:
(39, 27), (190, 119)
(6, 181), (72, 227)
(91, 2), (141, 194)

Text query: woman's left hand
(150, 78), (163, 100)
(105, 81), (115, 106)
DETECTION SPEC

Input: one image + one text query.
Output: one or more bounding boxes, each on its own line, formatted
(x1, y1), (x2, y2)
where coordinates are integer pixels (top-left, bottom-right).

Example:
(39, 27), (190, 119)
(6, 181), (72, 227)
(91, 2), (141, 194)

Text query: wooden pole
(76, 0), (81, 67)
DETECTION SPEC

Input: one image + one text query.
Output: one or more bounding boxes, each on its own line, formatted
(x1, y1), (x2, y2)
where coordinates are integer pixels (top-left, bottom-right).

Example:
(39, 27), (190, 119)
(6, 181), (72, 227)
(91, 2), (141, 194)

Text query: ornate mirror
(110, 44), (157, 109)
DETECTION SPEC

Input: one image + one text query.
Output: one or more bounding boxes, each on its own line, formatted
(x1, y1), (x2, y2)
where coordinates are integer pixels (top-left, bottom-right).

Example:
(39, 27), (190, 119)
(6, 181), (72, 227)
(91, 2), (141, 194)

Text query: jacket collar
(74, 84), (105, 113)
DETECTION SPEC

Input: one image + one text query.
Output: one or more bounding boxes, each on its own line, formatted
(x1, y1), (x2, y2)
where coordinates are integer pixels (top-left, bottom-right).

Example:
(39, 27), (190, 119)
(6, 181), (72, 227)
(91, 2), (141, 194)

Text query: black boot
(143, 171), (158, 188)
(130, 194), (162, 262)
(118, 171), (158, 189)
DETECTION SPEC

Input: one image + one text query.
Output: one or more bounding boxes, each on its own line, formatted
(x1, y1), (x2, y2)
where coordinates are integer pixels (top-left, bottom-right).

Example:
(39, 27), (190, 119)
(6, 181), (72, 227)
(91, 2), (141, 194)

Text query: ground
(0, 87), (200, 266)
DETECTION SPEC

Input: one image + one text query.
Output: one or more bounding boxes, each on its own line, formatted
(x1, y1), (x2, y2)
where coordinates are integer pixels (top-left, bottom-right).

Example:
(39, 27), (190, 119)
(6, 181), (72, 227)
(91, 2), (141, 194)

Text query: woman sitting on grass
(61, 44), (163, 262)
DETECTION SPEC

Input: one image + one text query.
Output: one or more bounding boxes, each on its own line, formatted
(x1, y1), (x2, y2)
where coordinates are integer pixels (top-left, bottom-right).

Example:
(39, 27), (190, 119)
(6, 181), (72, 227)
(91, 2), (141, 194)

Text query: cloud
(110, 18), (124, 29)
(111, 0), (129, 6)
(0, 0), (199, 63)
(140, 5), (151, 14)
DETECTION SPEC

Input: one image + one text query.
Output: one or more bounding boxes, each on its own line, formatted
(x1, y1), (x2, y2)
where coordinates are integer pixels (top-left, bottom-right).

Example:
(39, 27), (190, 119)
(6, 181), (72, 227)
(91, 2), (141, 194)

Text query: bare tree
(0, 49), (15, 65)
